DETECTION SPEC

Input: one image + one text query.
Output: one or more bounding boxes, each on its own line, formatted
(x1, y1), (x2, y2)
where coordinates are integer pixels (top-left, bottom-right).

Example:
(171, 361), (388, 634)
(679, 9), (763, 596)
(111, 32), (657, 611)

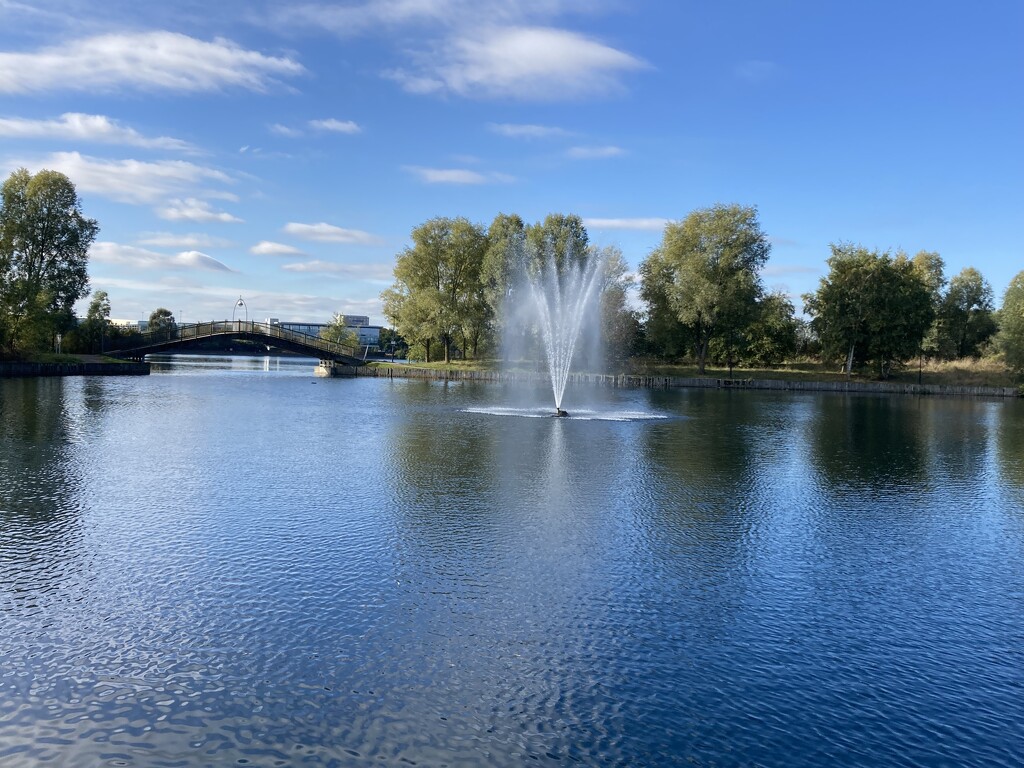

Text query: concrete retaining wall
(0, 361), (150, 378)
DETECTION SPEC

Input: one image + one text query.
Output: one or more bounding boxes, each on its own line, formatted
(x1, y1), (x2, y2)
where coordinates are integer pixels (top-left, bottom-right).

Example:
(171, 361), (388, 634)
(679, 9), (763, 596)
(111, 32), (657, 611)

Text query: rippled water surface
(2, 356), (1024, 766)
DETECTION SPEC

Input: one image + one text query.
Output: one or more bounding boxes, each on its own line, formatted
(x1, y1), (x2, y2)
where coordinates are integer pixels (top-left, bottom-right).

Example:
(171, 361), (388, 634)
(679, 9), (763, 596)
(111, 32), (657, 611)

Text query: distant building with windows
(264, 317), (381, 349)
(110, 318), (148, 331)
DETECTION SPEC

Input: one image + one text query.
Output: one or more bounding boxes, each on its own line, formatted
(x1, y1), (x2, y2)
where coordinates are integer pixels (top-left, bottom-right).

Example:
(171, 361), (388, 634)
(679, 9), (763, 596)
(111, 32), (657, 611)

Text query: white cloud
(487, 122), (571, 139)
(251, 240), (304, 256)
(309, 118), (362, 134)
(157, 198), (243, 223)
(273, 1), (604, 37)
(403, 166), (514, 184)
(567, 144), (625, 159)
(90, 241), (234, 272)
(282, 260), (394, 281)
(137, 232), (234, 248)
(386, 26), (646, 100)
(584, 217), (668, 231)
(0, 112), (194, 151)
(9, 151), (233, 204)
(0, 31), (305, 95)
(283, 222), (382, 245)
(270, 123), (303, 138)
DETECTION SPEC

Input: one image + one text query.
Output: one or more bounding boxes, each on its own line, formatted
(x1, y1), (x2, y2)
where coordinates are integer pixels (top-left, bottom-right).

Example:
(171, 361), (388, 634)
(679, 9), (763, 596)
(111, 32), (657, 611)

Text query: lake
(2, 355), (1023, 766)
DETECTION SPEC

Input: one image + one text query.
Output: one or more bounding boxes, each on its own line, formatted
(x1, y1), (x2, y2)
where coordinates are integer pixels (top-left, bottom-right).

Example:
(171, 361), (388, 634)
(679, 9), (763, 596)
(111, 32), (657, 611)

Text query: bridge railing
(109, 321), (360, 360)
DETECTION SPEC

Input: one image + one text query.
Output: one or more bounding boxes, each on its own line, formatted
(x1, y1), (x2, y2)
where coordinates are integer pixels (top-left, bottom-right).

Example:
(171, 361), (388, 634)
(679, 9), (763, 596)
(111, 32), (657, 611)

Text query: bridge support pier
(316, 360), (357, 377)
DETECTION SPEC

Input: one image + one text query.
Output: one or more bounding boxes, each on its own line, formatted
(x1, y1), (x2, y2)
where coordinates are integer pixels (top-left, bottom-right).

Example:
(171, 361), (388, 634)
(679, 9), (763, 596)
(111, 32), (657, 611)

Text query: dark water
(2, 356), (1023, 767)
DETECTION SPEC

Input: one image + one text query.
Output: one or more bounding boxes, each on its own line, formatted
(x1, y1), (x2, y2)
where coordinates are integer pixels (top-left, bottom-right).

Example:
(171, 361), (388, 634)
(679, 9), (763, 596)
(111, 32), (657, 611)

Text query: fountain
(522, 245), (607, 417)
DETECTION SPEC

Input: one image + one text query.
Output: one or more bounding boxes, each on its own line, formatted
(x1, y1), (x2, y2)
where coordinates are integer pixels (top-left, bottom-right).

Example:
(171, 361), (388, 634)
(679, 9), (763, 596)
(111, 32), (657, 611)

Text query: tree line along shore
(3, 168), (1023, 389)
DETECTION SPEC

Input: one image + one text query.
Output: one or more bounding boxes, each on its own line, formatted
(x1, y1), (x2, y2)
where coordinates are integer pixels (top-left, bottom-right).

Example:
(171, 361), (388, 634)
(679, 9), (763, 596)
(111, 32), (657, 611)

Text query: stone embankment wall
(356, 366), (1020, 399)
(0, 362), (150, 378)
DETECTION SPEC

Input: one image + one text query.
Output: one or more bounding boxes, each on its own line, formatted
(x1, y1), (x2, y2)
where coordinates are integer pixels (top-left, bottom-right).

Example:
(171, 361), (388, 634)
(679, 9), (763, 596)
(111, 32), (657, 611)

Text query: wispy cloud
(310, 118), (361, 134)
(275, 0), (533, 35)
(270, 123), (303, 138)
(0, 112), (194, 151)
(735, 60), (779, 84)
(487, 122), (572, 139)
(0, 32), (305, 95)
(91, 242), (234, 272)
(283, 222), (382, 245)
(584, 217), (668, 231)
(385, 26), (646, 100)
(251, 240), (304, 256)
(403, 166), (514, 184)
(282, 260), (394, 281)
(5, 151), (233, 204)
(157, 198), (243, 223)
(567, 144), (625, 159)
(137, 232), (234, 249)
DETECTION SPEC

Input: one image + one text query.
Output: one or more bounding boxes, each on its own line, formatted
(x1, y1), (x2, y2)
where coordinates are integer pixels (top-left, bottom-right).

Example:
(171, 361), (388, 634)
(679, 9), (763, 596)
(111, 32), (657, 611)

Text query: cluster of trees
(5, 163), (1022, 382)
(381, 213), (637, 363)
(803, 247), (1002, 377)
(638, 205), (1023, 379)
(640, 204), (793, 374)
(1, 168), (96, 356)
(386, 203), (1024, 380)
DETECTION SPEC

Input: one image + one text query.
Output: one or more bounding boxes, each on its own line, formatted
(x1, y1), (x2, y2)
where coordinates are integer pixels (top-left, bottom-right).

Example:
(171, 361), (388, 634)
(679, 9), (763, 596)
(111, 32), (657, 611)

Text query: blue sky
(2, 0), (1021, 325)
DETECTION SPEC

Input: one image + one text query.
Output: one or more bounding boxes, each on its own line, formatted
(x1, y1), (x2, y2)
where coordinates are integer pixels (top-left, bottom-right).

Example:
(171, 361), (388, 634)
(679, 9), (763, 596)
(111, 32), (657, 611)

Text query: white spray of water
(524, 248), (606, 412)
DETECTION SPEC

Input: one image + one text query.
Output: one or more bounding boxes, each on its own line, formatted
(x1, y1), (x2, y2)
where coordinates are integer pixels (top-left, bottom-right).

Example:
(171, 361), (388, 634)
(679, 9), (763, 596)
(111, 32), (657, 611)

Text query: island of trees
(3, 167), (1024, 384)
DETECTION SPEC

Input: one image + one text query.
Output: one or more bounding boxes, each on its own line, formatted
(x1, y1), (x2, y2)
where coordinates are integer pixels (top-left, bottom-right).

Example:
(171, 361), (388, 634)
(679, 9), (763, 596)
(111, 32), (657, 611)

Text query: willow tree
(381, 217), (488, 363)
(642, 204), (770, 372)
(0, 168), (97, 353)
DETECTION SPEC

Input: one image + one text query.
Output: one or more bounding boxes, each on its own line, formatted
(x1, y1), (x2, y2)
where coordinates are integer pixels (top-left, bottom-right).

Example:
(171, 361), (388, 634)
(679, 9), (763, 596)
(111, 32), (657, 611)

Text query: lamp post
(232, 296), (248, 325)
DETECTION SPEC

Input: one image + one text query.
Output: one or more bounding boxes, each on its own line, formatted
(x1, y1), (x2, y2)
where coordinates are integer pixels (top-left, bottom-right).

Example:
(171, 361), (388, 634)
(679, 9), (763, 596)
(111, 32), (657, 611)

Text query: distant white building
(110, 318), (148, 331)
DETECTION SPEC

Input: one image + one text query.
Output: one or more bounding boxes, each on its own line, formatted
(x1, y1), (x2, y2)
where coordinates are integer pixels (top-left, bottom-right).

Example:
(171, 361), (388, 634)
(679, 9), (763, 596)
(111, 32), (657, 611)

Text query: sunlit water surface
(2, 355), (1023, 766)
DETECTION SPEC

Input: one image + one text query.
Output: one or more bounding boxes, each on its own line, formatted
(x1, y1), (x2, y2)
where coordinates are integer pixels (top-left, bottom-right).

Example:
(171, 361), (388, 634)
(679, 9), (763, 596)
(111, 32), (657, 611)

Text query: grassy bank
(374, 357), (1018, 389)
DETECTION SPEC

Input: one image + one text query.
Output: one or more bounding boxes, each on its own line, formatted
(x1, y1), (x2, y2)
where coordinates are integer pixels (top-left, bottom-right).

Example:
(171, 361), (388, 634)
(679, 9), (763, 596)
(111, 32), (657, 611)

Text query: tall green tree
(525, 213), (590, 275)
(638, 245), (692, 359)
(81, 289), (111, 353)
(804, 244), (934, 378)
(997, 270), (1024, 377)
(381, 217), (488, 363)
(481, 213), (527, 357)
(0, 168), (97, 354)
(148, 307), (176, 336)
(596, 245), (640, 362)
(911, 250), (947, 357)
(744, 290), (798, 366)
(320, 313), (359, 349)
(936, 267), (997, 358)
(642, 203), (770, 373)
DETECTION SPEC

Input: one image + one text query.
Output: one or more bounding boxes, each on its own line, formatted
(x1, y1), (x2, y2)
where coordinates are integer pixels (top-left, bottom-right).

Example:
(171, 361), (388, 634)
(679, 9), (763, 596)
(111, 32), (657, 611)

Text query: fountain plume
(522, 244), (606, 413)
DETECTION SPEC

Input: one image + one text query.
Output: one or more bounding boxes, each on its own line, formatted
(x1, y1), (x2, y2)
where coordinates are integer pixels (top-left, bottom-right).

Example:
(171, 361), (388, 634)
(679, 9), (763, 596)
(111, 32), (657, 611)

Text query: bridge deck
(109, 321), (363, 365)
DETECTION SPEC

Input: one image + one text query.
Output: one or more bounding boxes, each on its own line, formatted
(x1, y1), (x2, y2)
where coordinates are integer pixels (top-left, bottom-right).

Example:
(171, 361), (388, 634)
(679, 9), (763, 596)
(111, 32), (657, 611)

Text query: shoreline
(356, 365), (1021, 399)
(0, 360), (150, 378)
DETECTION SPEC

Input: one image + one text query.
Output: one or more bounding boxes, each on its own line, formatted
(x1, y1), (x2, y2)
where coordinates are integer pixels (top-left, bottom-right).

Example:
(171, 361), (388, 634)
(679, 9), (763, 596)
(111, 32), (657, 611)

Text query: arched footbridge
(108, 321), (364, 368)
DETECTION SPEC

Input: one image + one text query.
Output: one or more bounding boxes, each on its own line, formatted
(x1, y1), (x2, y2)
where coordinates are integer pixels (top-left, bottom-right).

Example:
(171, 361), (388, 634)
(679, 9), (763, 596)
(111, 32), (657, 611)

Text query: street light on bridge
(232, 296), (248, 324)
